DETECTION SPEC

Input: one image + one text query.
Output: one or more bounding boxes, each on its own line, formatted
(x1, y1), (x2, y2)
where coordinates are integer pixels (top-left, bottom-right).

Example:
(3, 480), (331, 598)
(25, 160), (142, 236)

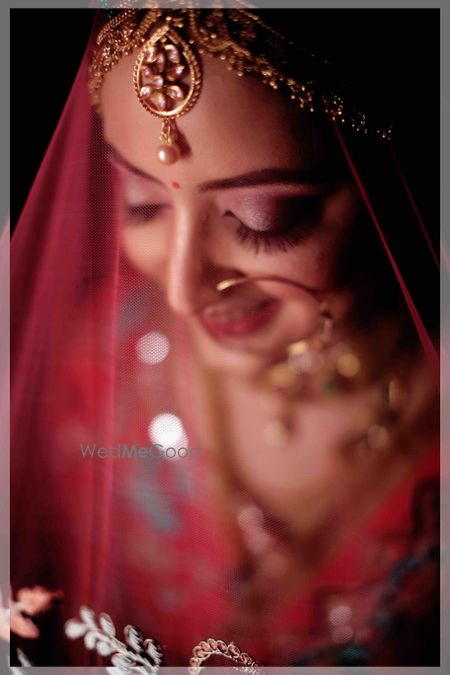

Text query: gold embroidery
(65, 606), (262, 672)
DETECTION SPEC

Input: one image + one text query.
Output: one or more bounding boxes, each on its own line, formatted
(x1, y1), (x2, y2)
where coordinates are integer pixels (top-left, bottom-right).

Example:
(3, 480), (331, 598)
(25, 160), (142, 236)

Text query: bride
(10, 6), (439, 668)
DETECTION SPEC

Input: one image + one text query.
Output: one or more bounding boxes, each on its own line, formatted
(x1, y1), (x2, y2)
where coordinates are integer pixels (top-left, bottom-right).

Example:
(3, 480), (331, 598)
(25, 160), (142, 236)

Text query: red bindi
(171, 181), (180, 189)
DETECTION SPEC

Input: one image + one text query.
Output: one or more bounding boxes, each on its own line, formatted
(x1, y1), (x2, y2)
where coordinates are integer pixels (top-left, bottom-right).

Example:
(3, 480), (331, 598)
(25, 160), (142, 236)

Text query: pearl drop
(157, 143), (180, 165)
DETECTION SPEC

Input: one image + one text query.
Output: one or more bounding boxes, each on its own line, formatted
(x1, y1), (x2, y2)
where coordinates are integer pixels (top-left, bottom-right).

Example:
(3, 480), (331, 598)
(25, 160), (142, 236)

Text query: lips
(199, 297), (281, 338)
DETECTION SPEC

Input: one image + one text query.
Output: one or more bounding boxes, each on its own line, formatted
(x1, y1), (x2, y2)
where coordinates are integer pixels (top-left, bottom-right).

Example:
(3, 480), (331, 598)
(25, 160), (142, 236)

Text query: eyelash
(125, 202), (316, 253)
(226, 199), (319, 253)
(125, 204), (165, 222)
(234, 222), (311, 253)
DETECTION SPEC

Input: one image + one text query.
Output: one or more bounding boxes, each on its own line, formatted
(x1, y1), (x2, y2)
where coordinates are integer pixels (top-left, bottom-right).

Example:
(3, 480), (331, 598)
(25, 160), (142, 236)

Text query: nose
(164, 204), (237, 316)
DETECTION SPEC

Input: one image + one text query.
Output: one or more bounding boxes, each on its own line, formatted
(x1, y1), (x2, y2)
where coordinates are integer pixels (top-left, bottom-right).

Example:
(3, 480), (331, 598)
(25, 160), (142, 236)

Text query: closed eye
(224, 196), (321, 253)
(125, 204), (166, 223)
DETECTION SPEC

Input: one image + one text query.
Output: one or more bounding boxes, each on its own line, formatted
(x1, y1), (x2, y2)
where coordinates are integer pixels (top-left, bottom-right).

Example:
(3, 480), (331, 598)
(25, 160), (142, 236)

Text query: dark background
(11, 8), (439, 243)
(11, 10), (95, 227)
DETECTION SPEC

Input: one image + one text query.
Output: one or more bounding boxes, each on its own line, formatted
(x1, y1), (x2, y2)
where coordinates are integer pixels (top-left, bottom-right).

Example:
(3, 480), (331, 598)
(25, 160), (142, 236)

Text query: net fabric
(10, 9), (439, 668)
(11, 18), (232, 666)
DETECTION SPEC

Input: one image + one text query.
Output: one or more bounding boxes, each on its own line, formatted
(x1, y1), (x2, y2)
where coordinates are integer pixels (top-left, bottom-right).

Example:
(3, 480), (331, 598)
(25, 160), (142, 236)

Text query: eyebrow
(105, 141), (344, 191)
(105, 142), (164, 185)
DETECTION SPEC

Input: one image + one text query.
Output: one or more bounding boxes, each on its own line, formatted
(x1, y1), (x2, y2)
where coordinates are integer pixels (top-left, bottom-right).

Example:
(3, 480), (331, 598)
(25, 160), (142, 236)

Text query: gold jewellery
(215, 274), (405, 455)
(64, 605), (262, 673)
(89, 8), (393, 165)
(208, 274), (411, 620)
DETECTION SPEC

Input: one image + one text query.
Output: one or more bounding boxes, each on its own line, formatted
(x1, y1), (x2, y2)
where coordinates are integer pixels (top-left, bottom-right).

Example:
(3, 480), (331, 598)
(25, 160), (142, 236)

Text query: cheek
(121, 224), (168, 279)
(321, 186), (364, 286)
(281, 184), (362, 289)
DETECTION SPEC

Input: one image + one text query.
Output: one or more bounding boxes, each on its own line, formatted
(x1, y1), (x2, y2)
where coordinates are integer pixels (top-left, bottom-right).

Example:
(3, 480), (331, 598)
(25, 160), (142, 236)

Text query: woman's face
(101, 53), (362, 376)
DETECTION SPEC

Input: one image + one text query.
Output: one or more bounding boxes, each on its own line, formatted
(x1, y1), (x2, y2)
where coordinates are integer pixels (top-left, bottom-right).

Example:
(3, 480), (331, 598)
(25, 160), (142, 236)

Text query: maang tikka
(133, 17), (202, 164)
(89, 8), (393, 165)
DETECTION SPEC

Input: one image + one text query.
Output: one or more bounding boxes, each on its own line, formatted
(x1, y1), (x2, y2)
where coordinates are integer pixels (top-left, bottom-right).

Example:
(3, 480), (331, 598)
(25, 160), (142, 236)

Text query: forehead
(100, 50), (327, 184)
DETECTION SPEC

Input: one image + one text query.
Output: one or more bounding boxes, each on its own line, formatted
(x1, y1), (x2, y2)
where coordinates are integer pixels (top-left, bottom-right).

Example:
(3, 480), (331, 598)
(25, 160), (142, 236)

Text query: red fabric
(10, 11), (439, 668)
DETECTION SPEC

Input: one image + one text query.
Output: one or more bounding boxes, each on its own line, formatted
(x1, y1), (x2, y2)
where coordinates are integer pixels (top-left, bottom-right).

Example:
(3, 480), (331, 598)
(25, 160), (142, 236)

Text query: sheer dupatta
(10, 9), (439, 668)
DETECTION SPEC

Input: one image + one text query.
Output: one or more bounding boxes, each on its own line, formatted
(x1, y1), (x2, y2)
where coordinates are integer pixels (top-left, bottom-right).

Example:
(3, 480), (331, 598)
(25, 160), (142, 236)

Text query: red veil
(9, 7), (439, 669)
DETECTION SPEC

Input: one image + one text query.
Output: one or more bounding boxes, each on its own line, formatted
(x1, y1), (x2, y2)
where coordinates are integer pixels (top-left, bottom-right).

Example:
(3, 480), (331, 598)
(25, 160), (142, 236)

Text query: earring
(264, 300), (361, 396)
(214, 275), (369, 446)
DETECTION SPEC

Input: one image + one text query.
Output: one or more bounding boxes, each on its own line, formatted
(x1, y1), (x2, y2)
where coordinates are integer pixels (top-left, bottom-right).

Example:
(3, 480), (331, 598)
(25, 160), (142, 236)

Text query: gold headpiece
(89, 8), (393, 165)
